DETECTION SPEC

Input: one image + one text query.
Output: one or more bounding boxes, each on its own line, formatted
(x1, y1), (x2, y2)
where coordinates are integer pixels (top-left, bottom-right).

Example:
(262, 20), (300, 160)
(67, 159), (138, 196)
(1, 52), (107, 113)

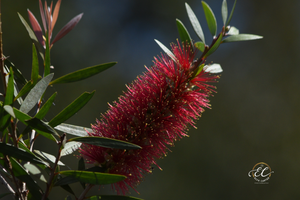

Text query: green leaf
(35, 92), (57, 119)
(0, 103), (10, 131)
(78, 157), (86, 189)
(226, 0), (237, 26)
(0, 143), (46, 165)
(3, 105), (15, 118)
(205, 34), (223, 57)
(48, 91), (95, 128)
(54, 123), (91, 137)
(34, 150), (65, 166)
(194, 41), (205, 52)
(12, 108), (57, 142)
(221, 0), (228, 25)
(14, 81), (34, 102)
(58, 170), (126, 185)
(227, 26), (239, 35)
(61, 141), (81, 157)
(176, 19), (193, 48)
(17, 13), (44, 60)
(202, 1), (217, 36)
(4, 67), (14, 106)
(4, 59), (27, 86)
(88, 195), (144, 200)
(10, 158), (44, 199)
(25, 118), (59, 136)
(154, 39), (176, 62)
(31, 43), (39, 85)
(44, 34), (51, 77)
(185, 3), (205, 44)
(204, 63), (223, 73)
(68, 136), (141, 150)
(61, 185), (76, 197)
(222, 34), (263, 43)
(50, 62), (117, 85)
(20, 73), (54, 114)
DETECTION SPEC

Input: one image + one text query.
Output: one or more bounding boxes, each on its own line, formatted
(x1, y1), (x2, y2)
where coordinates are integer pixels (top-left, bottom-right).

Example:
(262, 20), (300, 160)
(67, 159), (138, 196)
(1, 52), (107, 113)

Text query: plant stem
(0, 0), (6, 93)
(78, 184), (94, 200)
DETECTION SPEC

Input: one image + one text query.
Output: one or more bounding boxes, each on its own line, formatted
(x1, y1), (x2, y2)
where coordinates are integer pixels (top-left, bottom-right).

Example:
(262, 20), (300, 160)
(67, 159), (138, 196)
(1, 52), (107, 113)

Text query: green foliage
(176, 19), (193, 48)
(202, 1), (217, 36)
(185, 3), (205, 44)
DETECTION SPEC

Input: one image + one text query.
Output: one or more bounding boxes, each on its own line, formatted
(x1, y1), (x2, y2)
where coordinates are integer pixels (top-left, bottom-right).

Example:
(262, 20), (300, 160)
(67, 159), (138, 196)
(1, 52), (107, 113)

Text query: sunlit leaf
(221, 0), (228, 25)
(222, 34), (263, 43)
(14, 81), (34, 102)
(154, 39), (176, 62)
(0, 143), (46, 165)
(58, 170), (126, 185)
(51, 13), (83, 45)
(31, 43), (39, 84)
(34, 150), (65, 166)
(49, 91), (95, 128)
(185, 3), (205, 43)
(204, 63), (223, 73)
(176, 19), (193, 48)
(4, 67), (14, 106)
(10, 158), (44, 199)
(3, 105), (15, 118)
(68, 136), (141, 150)
(202, 1), (217, 36)
(194, 41), (205, 52)
(226, 0), (237, 26)
(52, 0), (62, 32)
(227, 26), (239, 35)
(35, 92), (57, 119)
(23, 163), (47, 183)
(61, 141), (81, 157)
(20, 73), (54, 114)
(50, 62), (116, 85)
(54, 123), (91, 137)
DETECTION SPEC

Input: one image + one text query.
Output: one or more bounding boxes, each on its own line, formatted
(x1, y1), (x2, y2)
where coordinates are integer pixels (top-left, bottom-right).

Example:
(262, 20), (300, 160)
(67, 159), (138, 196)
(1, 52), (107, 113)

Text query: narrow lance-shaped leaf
(205, 34), (223, 57)
(27, 9), (44, 47)
(226, 0), (237, 26)
(68, 136), (141, 150)
(154, 39), (176, 62)
(14, 81), (33, 102)
(221, 0), (228, 25)
(51, 0), (62, 33)
(0, 103), (10, 131)
(3, 105), (15, 118)
(48, 91), (95, 128)
(50, 62), (117, 85)
(58, 170), (126, 185)
(31, 43), (39, 84)
(222, 34), (263, 43)
(51, 13), (83, 45)
(194, 41), (205, 52)
(0, 143), (46, 165)
(54, 123), (91, 137)
(4, 67), (14, 106)
(35, 92), (57, 119)
(20, 73), (54, 114)
(227, 26), (239, 35)
(176, 19), (193, 48)
(4, 59), (27, 86)
(25, 118), (59, 136)
(185, 3), (205, 44)
(202, 1), (217, 36)
(34, 150), (65, 166)
(61, 141), (81, 157)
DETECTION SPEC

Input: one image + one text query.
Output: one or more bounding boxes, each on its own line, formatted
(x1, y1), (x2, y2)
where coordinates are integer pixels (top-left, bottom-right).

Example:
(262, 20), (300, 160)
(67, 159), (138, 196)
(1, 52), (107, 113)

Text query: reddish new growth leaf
(80, 42), (220, 194)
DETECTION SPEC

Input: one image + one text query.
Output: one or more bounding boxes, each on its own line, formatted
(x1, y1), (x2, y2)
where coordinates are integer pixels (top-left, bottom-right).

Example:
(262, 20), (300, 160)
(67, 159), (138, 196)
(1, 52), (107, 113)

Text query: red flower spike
(80, 43), (220, 194)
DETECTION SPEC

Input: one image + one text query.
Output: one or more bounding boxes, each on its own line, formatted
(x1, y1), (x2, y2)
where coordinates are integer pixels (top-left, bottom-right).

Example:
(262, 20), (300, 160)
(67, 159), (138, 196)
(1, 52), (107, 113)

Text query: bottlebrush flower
(79, 41), (220, 194)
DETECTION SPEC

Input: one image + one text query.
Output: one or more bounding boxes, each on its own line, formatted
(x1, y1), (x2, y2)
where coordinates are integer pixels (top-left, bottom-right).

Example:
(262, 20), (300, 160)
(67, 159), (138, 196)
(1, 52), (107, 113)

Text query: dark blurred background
(1, 0), (300, 199)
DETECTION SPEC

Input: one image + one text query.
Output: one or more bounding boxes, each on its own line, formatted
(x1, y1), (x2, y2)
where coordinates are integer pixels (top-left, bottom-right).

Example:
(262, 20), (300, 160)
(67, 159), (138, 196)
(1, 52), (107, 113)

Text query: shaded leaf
(31, 43), (39, 84)
(0, 103), (10, 131)
(4, 67), (14, 106)
(4, 59), (27, 86)
(10, 158), (44, 199)
(51, 13), (83, 45)
(202, 1), (217, 36)
(68, 136), (141, 150)
(27, 10), (44, 47)
(25, 118), (59, 136)
(154, 39), (176, 62)
(222, 34), (263, 43)
(226, 0), (237, 26)
(205, 34), (223, 57)
(60, 185), (75, 197)
(176, 19), (193, 48)
(204, 63), (223, 73)
(34, 150), (65, 166)
(35, 92), (57, 119)
(23, 163), (47, 183)
(49, 91), (95, 128)
(78, 157), (86, 189)
(54, 123), (91, 137)
(185, 3), (205, 43)
(20, 73), (54, 114)
(88, 195), (144, 200)
(50, 62), (116, 85)
(64, 195), (73, 200)
(0, 143), (46, 165)
(194, 41), (205, 52)
(221, 0), (228, 25)
(55, 175), (79, 186)
(0, 193), (13, 199)
(44, 34), (51, 77)
(61, 141), (81, 157)
(58, 170), (126, 185)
